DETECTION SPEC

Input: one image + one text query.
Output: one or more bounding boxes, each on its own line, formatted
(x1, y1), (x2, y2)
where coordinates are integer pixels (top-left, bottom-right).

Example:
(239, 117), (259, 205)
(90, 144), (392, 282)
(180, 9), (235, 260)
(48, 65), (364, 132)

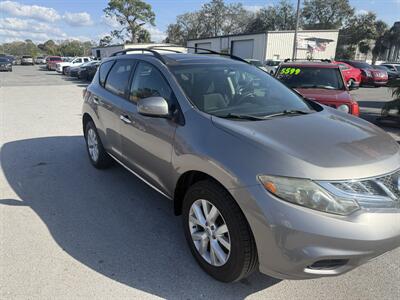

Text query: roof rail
(110, 48), (166, 63)
(284, 58), (332, 63)
(149, 45), (250, 64)
(110, 45), (250, 65)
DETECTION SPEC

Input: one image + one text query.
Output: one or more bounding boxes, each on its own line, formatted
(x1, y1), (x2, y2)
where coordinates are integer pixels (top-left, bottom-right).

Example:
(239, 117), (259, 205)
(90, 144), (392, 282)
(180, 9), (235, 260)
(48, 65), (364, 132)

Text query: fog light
(337, 104), (350, 113)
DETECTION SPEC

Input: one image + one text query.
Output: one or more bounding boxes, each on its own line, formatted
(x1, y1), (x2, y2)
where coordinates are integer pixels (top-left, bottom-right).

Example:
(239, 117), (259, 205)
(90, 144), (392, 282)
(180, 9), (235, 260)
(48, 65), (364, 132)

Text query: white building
(91, 43), (186, 59)
(187, 30), (339, 62)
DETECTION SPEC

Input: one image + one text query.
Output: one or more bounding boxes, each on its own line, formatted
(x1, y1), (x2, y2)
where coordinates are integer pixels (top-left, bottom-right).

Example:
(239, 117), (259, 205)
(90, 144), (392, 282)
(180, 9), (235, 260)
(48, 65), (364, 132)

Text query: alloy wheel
(188, 199), (231, 266)
(87, 128), (99, 162)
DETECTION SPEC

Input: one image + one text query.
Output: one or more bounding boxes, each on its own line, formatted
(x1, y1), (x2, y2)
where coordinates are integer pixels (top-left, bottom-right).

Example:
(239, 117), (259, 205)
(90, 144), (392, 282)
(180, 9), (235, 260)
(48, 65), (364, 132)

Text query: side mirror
(137, 96), (170, 118)
(348, 81), (358, 90)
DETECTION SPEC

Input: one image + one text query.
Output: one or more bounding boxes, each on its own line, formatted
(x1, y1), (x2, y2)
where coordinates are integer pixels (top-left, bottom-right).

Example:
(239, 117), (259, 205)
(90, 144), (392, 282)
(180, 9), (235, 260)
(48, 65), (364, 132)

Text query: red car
(46, 56), (62, 71)
(276, 61), (359, 116)
(333, 61), (361, 87)
(338, 60), (388, 87)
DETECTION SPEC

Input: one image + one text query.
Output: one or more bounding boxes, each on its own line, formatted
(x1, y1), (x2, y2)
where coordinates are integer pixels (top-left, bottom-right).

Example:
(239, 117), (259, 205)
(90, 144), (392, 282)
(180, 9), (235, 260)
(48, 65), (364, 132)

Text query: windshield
(347, 61), (371, 69)
(49, 57), (61, 61)
(277, 66), (345, 90)
(170, 63), (313, 118)
(0, 57), (9, 62)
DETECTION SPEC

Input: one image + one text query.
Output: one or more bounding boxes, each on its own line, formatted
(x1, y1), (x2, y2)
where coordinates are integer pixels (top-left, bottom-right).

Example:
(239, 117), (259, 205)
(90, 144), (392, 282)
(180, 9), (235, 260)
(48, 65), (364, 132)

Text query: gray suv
(82, 48), (400, 282)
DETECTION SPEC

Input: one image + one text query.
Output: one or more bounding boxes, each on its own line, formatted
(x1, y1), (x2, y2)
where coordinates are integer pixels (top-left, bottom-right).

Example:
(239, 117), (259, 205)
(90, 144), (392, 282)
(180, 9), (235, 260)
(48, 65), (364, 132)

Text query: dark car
(0, 57), (13, 71)
(339, 60), (388, 87)
(375, 65), (400, 83)
(276, 61), (359, 116)
(78, 61), (100, 81)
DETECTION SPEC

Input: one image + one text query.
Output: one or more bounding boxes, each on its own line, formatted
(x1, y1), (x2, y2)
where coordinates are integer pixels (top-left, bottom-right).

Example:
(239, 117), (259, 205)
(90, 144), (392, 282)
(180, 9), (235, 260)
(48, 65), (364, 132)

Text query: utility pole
(292, 0), (301, 60)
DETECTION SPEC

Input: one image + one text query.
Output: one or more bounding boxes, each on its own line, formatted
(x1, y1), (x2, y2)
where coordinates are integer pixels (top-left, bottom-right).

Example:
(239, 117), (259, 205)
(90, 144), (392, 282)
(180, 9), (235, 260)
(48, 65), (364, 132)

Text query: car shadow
(0, 136), (279, 298)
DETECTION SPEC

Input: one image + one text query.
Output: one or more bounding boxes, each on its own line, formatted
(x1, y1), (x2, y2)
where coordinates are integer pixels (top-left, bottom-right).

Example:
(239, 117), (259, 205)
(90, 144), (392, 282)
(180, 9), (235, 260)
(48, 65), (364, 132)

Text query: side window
(105, 60), (135, 97)
(99, 61), (114, 87)
(84, 58), (89, 62)
(130, 62), (173, 104)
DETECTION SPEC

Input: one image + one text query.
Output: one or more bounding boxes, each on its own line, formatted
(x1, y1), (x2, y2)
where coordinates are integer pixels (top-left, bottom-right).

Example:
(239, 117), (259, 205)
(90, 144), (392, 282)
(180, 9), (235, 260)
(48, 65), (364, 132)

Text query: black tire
(84, 121), (113, 169)
(182, 180), (258, 282)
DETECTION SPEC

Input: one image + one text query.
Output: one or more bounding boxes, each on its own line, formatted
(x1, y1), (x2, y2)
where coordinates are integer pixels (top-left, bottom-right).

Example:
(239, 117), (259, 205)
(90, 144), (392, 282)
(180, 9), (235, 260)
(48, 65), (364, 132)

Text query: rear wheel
(84, 121), (113, 169)
(182, 180), (258, 282)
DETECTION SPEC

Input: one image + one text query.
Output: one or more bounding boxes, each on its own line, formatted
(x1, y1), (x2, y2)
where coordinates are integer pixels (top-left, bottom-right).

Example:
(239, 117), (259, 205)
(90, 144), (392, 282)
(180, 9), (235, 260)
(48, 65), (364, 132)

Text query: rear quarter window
(99, 61), (114, 87)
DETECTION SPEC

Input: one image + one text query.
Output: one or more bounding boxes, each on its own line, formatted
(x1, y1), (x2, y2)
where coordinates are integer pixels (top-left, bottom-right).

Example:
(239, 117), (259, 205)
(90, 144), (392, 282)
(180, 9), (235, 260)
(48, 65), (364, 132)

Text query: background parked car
(46, 56), (63, 70)
(245, 59), (269, 72)
(35, 56), (46, 64)
(339, 60), (388, 87)
(0, 57), (13, 71)
(333, 61), (361, 88)
(264, 59), (282, 75)
(21, 55), (34, 65)
(77, 61), (100, 80)
(380, 63), (400, 73)
(276, 61), (359, 116)
(56, 57), (91, 74)
(374, 65), (400, 84)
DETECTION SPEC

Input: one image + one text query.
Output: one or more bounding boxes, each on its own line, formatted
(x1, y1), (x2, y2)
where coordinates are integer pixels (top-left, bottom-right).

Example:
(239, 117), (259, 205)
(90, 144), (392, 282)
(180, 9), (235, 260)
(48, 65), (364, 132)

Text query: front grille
(329, 170), (400, 201)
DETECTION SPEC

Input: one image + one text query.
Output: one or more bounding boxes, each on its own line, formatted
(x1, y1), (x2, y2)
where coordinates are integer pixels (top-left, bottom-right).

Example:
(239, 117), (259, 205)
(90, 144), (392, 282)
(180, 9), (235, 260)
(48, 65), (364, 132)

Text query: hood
(295, 88), (352, 103)
(211, 109), (400, 180)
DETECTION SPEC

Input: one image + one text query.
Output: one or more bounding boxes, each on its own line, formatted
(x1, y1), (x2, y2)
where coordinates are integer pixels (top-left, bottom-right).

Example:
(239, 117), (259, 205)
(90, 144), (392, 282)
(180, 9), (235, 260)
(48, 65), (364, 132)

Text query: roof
(187, 29), (339, 41)
(280, 61), (339, 68)
(109, 52), (244, 66)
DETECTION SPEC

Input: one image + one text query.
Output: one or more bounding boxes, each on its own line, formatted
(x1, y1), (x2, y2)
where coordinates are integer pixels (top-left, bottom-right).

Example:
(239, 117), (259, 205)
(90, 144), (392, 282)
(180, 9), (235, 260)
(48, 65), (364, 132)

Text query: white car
(245, 59), (269, 72)
(21, 55), (34, 65)
(56, 57), (91, 74)
(35, 56), (46, 64)
(264, 59), (282, 75)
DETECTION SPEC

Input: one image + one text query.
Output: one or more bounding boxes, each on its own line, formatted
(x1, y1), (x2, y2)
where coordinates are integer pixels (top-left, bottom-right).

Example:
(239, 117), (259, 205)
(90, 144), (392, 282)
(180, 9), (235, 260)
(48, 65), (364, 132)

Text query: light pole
(292, 0), (301, 60)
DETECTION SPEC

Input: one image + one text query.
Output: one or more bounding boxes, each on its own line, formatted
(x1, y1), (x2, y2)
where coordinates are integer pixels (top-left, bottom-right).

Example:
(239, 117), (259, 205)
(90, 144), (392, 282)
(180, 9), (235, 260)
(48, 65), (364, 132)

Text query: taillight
(350, 101), (360, 116)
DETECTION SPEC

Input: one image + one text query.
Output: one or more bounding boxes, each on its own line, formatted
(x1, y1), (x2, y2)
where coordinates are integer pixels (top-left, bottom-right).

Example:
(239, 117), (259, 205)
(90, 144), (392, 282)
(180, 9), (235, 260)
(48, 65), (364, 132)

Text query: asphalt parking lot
(1, 65), (400, 299)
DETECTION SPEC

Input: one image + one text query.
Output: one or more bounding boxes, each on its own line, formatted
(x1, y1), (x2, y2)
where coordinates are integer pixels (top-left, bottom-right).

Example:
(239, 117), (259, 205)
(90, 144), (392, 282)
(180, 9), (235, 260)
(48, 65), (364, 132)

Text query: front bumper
(0, 65), (12, 71)
(233, 184), (400, 279)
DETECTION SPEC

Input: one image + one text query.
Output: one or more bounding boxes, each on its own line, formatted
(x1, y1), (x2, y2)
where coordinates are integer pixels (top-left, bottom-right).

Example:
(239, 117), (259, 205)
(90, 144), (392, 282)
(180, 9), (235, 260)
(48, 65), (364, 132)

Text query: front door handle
(93, 96), (100, 104)
(120, 115), (133, 124)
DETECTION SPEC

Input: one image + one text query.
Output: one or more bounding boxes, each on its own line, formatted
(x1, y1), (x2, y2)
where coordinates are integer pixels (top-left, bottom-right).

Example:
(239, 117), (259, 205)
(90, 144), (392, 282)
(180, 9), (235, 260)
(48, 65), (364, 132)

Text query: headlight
(337, 104), (350, 113)
(258, 175), (359, 215)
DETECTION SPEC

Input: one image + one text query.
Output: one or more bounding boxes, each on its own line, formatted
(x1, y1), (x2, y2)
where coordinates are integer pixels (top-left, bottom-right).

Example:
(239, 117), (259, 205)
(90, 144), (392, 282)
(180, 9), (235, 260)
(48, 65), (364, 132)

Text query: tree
(137, 28), (151, 43)
(336, 12), (387, 60)
(104, 0), (155, 43)
(302, 0), (354, 29)
(99, 35), (113, 47)
(246, 0), (296, 33)
(165, 0), (252, 44)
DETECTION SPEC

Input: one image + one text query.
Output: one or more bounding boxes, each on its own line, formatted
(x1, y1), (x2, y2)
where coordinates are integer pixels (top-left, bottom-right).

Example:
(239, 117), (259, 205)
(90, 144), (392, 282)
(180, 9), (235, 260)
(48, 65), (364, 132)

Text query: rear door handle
(120, 115), (133, 124)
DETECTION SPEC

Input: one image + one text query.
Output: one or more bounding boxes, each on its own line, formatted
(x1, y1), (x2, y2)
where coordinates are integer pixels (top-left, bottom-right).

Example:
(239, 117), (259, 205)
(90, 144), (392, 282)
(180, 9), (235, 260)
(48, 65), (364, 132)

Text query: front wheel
(182, 180), (258, 282)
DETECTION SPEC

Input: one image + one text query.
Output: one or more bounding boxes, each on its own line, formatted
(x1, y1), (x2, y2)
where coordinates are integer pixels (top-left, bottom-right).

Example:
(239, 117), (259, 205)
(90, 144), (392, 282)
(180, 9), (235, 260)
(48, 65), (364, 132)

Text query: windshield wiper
(297, 85), (336, 90)
(263, 110), (311, 119)
(218, 113), (266, 121)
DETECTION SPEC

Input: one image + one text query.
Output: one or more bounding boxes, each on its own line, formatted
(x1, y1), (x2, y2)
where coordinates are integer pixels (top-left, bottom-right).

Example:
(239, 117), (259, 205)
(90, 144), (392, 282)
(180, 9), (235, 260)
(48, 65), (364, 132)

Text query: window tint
(105, 60), (135, 97)
(130, 62), (173, 103)
(99, 61), (114, 87)
(84, 58), (89, 62)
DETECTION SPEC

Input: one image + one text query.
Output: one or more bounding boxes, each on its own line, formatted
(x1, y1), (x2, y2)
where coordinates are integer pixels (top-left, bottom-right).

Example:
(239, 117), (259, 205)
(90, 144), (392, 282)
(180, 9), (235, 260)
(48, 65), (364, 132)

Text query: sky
(0, 0), (399, 44)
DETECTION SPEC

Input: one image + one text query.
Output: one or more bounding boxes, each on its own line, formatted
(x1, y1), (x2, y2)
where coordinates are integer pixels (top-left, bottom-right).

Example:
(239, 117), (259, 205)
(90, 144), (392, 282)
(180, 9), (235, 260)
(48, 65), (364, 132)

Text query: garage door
(195, 42), (212, 53)
(231, 40), (254, 59)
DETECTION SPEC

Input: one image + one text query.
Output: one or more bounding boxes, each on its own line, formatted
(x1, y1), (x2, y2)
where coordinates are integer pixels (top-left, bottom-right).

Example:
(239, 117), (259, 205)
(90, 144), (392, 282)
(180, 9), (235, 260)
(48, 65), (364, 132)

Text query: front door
(120, 61), (178, 195)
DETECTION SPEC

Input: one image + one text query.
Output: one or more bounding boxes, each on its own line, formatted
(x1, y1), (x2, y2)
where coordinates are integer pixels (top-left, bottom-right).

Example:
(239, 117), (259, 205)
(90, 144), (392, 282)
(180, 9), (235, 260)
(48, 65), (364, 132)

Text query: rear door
(92, 59), (136, 158)
(120, 61), (178, 194)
